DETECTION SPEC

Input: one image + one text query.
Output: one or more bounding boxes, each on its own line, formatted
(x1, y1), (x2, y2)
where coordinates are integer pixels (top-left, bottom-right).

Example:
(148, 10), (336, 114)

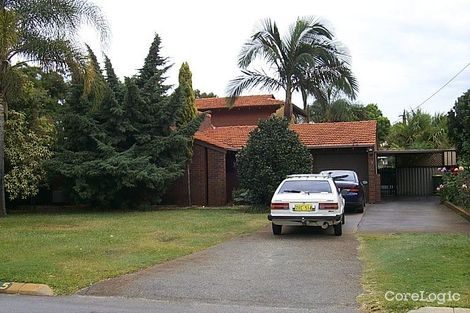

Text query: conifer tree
(178, 62), (197, 126)
(50, 37), (203, 208)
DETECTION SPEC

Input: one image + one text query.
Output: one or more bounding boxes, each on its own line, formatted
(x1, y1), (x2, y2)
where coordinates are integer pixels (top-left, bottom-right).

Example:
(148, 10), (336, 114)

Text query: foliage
(49, 37), (203, 208)
(195, 89), (217, 99)
(448, 89), (470, 162)
(357, 104), (391, 143)
(177, 62), (197, 126)
(438, 166), (470, 211)
(0, 208), (267, 294)
(227, 17), (357, 119)
(308, 101), (391, 143)
(236, 117), (311, 205)
(5, 111), (54, 200)
(3, 65), (65, 201)
(0, 0), (108, 215)
(386, 109), (451, 149)
(0, 0), (108, 104)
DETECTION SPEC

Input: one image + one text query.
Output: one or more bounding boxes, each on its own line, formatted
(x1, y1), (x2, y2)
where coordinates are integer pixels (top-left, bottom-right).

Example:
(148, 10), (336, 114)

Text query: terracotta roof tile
(291, 121), (377, 148)
(194, 131), (233, 150)
(195, 120), (377, 150)
(195, 94), (284, 110)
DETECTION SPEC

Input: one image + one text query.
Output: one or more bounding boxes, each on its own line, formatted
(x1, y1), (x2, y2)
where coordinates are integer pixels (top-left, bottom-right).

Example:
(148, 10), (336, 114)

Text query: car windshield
(279, 180), (332, 194)
(320, 171), (356, 182)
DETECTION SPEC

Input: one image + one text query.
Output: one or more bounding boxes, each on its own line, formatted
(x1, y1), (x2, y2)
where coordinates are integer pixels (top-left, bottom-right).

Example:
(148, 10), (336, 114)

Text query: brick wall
(368, 151), (381, 203)
(207, 149), (227, 206)
(188, 144), (208, 205)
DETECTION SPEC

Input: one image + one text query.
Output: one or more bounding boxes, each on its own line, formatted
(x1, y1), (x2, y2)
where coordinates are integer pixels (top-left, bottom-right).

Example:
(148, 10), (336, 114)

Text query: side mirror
(362, 180), (368, 185)
(340, 189), (348, 196)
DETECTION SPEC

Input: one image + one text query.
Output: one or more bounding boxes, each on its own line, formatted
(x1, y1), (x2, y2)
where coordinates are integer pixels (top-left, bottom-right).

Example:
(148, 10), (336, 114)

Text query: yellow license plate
(294, 204), (313, 212)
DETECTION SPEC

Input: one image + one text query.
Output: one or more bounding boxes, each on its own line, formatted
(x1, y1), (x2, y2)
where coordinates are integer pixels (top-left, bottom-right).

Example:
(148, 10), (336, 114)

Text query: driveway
(358, 197), (470, 233)
(78, 213), (365, 313)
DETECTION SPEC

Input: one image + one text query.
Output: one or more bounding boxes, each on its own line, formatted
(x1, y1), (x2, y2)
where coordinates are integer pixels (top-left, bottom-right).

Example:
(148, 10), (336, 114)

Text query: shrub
(438, 165), (470, 211)
(236, 117), (312, 205)
(448, 89), (470, 162)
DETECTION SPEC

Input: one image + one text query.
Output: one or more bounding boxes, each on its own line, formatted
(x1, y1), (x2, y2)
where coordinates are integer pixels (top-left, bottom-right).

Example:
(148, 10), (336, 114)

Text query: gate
(377, 149), (457, 197)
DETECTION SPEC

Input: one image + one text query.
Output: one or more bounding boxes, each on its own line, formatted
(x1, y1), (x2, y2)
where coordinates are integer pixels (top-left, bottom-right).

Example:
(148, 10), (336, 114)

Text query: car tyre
(342, 214), (345, 224)
(272, 223), (282, 235)
(356, 201), (365, 213)
(334, 223), (342, 236)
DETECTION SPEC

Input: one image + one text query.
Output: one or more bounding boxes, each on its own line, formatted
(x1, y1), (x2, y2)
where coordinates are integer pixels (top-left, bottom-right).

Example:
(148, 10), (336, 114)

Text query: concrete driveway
(358, 197), (470, 233)
(78, 213), (365, 313)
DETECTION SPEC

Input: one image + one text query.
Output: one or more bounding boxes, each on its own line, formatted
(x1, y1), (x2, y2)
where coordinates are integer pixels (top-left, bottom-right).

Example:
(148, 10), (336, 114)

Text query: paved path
(358, 197), (470, 233)
(78, 213), (365, 313)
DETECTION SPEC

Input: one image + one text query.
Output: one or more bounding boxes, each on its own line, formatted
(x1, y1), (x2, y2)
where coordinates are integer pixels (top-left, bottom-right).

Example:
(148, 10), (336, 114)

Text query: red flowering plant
(438, 163), (470, 211)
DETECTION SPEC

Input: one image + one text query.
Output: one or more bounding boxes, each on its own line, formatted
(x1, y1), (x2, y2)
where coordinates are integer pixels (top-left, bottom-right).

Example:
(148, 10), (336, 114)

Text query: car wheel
(334, 223), (342, 236)
(272, 223), (282, 235)
(342, 214), (345, 224)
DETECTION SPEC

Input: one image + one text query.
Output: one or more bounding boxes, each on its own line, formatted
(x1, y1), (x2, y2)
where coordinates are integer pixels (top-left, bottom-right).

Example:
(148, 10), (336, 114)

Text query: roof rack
(286, 174), (330, 179)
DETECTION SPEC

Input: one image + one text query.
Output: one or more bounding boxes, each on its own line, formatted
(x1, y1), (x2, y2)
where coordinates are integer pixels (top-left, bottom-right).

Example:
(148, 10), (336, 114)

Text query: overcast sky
(82, 0), (470, 121)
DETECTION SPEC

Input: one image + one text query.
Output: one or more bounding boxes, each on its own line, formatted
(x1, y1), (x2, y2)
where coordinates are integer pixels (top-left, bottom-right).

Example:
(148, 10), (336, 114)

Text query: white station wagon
(268, 174), (346, 236)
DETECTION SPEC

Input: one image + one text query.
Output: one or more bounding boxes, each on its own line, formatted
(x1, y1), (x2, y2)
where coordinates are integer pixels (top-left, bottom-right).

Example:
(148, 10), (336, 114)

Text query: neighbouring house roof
(195, 94), (284, 110)
(195, 120), (377, 151)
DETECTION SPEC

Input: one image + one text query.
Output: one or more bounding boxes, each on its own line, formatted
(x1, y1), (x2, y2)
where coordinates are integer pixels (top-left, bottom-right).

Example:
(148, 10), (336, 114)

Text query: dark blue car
(320, 170), (367, 213)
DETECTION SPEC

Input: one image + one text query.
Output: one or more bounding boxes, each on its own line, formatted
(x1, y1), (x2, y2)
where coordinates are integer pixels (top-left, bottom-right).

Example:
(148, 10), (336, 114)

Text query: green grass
(0, 208), (268, 294)
(358, 233), (470, 313)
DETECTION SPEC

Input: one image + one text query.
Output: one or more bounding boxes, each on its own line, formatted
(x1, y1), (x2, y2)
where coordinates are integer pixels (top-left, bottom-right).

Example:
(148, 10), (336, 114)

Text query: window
(320, 170), (357, 182)
(279, 180), (332, 193)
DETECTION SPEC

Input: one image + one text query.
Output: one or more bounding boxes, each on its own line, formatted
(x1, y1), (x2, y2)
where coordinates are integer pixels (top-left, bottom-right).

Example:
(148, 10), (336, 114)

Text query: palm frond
(226, 70), (283, 105)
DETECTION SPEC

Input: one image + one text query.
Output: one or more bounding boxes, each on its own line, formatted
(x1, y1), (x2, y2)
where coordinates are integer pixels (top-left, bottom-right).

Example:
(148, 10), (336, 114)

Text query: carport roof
(195, 120), (377, 151)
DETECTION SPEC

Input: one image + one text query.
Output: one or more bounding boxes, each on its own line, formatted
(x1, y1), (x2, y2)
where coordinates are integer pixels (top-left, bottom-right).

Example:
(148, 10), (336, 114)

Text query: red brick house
(165, 95), (380, 206)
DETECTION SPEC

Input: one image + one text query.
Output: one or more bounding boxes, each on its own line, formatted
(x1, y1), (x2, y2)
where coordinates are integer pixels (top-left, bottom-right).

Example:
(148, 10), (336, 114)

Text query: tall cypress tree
(176, 62), (198, 205)
(177, 62), (197, 126)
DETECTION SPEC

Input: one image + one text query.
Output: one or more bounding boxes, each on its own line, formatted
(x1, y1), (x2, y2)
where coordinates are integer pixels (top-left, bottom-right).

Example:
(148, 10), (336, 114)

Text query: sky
(82, 0), (470, 121)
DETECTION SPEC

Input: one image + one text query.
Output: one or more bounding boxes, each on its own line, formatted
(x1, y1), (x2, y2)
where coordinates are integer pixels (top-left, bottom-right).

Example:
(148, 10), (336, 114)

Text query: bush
(236, 117), (312, 205)
(448, 89), (470, 162)
(438, 165), (470, 211)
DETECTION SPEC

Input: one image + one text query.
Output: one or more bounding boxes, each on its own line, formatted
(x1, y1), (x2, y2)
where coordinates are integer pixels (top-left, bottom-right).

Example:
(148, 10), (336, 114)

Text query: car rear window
(320, 171), (356, 182)
(279, 180), (332, 194)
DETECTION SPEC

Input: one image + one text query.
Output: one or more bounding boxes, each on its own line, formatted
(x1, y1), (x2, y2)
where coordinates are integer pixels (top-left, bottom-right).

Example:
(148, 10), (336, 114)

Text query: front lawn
(358, 233), (470, 313)
(0, 208), (267, 294)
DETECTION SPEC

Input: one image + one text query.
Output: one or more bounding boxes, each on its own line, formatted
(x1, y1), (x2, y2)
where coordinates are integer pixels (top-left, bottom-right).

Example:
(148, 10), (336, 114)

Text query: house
(164, 94), (381, 206)
(195, 94), (306, 126)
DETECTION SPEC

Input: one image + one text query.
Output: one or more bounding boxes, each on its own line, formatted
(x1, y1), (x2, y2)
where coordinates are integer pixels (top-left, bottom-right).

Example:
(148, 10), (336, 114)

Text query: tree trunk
(301, 90), (310, 123)
(186, 163), (191, 207)
(284, 87), (293, 120)
(0, 97), (6, 216)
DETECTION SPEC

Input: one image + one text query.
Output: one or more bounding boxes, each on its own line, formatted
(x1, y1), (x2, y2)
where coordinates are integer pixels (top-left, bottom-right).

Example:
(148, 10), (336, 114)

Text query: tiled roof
(195, 94), (284, 110)
(194, 131), (233, 150)
(195, 120), (377, 150)
(201, 125), (256, 150)
(291, 120), (377, 148)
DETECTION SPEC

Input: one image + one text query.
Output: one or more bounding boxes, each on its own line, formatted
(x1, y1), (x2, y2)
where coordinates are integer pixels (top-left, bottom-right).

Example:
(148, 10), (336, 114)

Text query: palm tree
(307, 84), (357, 122)
(0, 0), (108, 216)
(227, 17), (357, 121)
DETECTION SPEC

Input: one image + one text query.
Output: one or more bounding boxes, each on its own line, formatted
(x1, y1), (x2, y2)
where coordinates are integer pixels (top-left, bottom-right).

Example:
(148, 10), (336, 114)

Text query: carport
(377, 149), (457, 197)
